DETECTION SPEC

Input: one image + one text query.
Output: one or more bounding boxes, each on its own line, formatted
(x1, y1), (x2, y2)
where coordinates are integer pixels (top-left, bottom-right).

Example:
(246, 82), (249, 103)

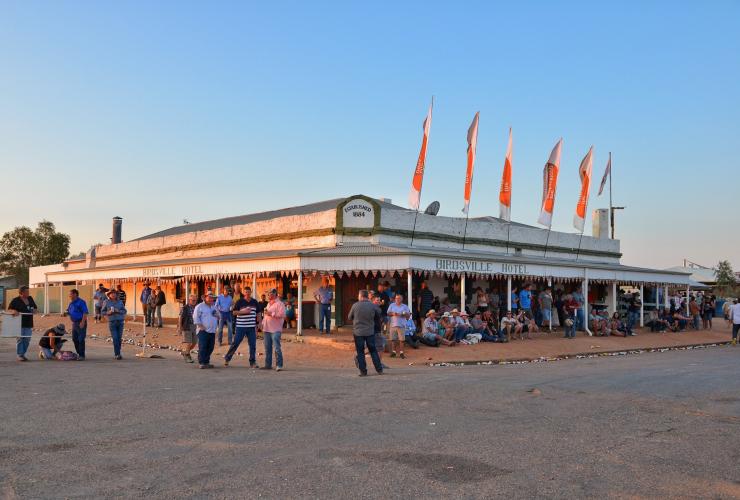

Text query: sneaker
(38, 352), (44, 360)
(731, 339), (737, 345)
(276, 367), (283, 372)
(224, 359), (230, 367)
(399, 352), (406, 359)
(376, 370), (383, 375)
(390, 352), (397, 358)
(114, 355), (123, 360)
(358, 372), (368, 377)
(198, 364), (207, 369)
(186, 355), (194, 363)
(250, 363), (259, 369)
(77, 357), (85, 361)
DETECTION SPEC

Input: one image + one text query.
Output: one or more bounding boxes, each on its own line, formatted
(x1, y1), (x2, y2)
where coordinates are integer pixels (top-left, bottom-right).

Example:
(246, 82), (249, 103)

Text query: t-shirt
(67, 297), (89, 322)
(540, 292), (553, 310)
(387, 302), (411, 328)
(519, 290), (532, 309)
(628, 296), (641, 313)
(419, 289), (434, 312)
(234, 298), (259, 328)
(9, 296), (37, 328)
(510, 292), (518, 310)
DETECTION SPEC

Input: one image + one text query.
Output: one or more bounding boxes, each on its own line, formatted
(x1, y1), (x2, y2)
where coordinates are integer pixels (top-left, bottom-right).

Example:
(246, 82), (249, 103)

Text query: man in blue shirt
(66, 289), (89, 360)
(519, 284), (532, 315)
(215, 287), (234, 345)
(140, 283), (152, 326)
(314, 277), (333, 334)
(102, 289), (127, 360)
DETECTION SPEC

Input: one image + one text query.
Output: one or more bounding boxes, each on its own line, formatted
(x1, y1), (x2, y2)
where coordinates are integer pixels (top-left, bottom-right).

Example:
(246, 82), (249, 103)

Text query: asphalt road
(1, 340), (739, 499)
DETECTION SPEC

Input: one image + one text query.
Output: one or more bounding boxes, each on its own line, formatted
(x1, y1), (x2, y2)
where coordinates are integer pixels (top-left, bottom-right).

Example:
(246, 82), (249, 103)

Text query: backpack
(59, 351), (79, 361)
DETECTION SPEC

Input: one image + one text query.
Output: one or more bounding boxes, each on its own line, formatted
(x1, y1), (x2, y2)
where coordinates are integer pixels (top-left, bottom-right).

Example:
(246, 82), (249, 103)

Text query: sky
(1, 1), (738, 270)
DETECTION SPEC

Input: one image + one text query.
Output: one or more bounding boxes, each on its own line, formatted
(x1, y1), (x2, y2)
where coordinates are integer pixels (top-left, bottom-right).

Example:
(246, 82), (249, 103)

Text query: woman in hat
(102, 289), (127, 360)
(38, 324), (67, 360)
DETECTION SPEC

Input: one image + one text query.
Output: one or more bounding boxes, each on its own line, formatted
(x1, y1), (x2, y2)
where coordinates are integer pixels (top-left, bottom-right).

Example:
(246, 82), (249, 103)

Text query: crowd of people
(6, 279), (739, 374)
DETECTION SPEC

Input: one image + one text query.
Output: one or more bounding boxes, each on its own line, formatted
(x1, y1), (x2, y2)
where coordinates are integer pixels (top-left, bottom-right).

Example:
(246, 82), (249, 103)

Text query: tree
(0, 221), (71, 286)
(714, 260), (737, 296)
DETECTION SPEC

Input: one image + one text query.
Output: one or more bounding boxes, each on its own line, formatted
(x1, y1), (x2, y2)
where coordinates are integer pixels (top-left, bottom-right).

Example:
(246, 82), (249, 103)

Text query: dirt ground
(25, 314), (735, 368)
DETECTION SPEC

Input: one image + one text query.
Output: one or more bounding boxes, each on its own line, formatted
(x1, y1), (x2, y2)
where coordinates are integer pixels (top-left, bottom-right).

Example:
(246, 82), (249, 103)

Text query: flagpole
(575, 228), (585, 260)
(505, 222), (511, 254)
(462, 211), (471, 250)
(543, 227), (552, 258)
(609, 152), (614, 239)
(410, 96), (433, 247)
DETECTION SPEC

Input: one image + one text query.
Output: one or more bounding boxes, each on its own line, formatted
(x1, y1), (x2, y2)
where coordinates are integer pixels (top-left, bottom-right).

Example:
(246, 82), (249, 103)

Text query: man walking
(140, 283), (152, 327)
(387, 293), (411, 359)
(193, 292), (218, 369)
(101, 289), (127, 360)
(179, 294), (198, 362)
(93, 283), (107, 323)
(215, 287), (234, 345)
(261, 288), (286, 371)
(225, 286), (260, 368)
(7, 286), (38, 361)
(66, 288), (89, 360)
(314, 277), (333, 334)
(348, 289), (383, 376)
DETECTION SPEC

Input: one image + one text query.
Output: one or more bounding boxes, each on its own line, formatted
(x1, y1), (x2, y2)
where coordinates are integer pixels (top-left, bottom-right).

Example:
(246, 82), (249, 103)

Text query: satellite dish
(424, 201), (440, 216)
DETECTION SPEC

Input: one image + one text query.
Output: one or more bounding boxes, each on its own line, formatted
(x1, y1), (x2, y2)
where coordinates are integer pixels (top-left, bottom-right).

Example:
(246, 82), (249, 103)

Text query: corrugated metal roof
(132, 196), (410, 241)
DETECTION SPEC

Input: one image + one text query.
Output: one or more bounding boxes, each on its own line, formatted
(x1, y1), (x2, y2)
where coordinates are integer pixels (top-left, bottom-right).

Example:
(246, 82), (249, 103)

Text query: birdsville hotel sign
(435, 259), (527, 275)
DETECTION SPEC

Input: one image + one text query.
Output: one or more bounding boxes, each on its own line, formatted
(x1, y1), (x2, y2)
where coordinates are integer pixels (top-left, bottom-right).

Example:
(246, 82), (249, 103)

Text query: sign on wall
(434, 258), (529, 275)
(341, 198), (375, 229)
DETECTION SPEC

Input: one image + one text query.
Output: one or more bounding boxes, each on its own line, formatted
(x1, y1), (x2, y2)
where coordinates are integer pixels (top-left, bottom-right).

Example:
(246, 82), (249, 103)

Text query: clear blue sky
(1, 1), (738, 270)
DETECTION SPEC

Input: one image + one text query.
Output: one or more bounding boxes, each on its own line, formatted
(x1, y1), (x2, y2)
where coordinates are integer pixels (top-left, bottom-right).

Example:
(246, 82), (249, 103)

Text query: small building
(28, 195), (691, 330)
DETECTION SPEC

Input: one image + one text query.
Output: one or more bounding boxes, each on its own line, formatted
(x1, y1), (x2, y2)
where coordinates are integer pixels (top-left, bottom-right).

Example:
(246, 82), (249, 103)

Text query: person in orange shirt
(261, 288), (286, 371)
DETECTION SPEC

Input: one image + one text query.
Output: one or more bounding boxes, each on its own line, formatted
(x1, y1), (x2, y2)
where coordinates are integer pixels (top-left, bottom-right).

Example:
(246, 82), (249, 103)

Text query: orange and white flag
(537, 138), (562, 227)
(499, 128), (513, 221)
(573, 146), (594, 232)
(462, 112), (479, 214)
(408, 100), (433, 210)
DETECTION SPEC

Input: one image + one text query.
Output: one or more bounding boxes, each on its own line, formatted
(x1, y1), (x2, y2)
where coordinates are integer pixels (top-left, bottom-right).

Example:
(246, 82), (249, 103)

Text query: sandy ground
(23, 314), (735, 368)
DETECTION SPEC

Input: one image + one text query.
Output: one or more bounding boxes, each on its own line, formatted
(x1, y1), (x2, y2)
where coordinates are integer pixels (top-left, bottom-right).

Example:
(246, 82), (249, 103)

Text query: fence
(1, 285), (94, 315)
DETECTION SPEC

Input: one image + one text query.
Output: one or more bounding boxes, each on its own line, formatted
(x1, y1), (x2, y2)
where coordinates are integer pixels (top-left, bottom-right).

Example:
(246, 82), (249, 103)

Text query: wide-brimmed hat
(106, 290), (118, 297)
(53, 324), (66, 335)
(425, 309), (437, 317)
(460, 311), (469, 317)
(451, 308), (460, 315)
(442, 312), (451, 318)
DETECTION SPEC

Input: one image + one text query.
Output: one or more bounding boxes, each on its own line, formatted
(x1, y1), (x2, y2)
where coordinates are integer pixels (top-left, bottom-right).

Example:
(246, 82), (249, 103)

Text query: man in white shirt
(193, 293), (219, 369)
(730, 299), (740, 346)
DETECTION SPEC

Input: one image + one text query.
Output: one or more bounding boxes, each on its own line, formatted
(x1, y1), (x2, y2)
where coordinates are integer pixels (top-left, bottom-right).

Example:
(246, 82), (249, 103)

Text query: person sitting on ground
(589, 307), (607, 336)
(404, 317), (420, 349)
(480, 310), (504, 342)
(39, 324), (70, 360)
(609, 312), (630, 337)
(499, 310), (519, 341)
(515, 310), (532, 340)
(471, 312), (504, 342)
(649, 308), (671, 332)
(672, 310), (690, 331)
(454, 311), (474, 342)
(422, 310), (455, 347)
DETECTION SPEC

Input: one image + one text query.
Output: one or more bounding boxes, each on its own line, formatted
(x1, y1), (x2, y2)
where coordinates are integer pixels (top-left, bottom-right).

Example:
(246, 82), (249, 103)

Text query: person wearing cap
(347, 289), (383, 376)
(314, 277), (334, 334)
(38, 324), (67, 360)
(261, 288), (286, 371)
(101, 289), (127, 360)
(7, 286), (38, 362)
(66, 288), (89, 360)
(193, 292), (219, 368)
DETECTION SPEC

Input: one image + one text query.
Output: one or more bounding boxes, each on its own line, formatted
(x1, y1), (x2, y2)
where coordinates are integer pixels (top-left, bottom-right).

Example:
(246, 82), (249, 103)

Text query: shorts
(182, 326), (197, 344)
(389, 326), (406, 341)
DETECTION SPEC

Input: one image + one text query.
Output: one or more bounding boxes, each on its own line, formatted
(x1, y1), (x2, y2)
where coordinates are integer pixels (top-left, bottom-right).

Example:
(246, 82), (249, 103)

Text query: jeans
(454, 326), (471, 342)
(16, 327), (32, 357)
(627, 311), (640, 332)
(263, 331), (283, 368)
(564, 318), (576, 338)
(217, 312), (233, 344)
(354, 334), (382, 374)
(692, 314), (700, 330)
(72, 321), (87, 358)
(40, 346), (55, 359)
(155, 305), (163, 327)
(576, 309), (585, 331)
(225, 327), (257, 365)
(109, 320), (124, 356)
(319, 304), (332, 333)
(197, 330), (216, 365)
(144, 304), (153, 326)
(732, 323), (739, 340)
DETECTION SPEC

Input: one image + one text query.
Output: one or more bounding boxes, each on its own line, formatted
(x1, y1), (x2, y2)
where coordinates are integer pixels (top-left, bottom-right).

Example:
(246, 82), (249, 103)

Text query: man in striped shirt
(224, 286), (261, 368)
